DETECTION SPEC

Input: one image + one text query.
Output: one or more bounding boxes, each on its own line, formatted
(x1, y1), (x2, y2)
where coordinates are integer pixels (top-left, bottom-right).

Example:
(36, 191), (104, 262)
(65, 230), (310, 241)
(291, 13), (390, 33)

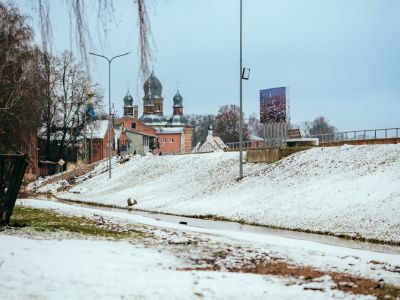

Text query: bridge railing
(226, 139), (286, 150)
(307, 127), (400, 143)
(226, 127), (400, 150)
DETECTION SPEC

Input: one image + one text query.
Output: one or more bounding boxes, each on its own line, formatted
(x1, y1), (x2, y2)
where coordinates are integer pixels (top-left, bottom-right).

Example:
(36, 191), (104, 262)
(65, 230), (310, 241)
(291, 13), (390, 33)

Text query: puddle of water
(19, 194), (400, 255)
(131, 209), (400, 255)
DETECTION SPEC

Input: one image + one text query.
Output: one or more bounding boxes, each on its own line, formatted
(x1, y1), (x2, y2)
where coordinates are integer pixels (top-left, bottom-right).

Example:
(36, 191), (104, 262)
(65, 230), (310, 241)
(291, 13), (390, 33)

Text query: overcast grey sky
(21, 0), (400, 131)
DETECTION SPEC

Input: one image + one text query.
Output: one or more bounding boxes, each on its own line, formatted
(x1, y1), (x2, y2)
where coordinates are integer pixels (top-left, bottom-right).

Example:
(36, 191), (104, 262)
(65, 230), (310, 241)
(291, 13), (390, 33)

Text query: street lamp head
(242, 67), (250, 80)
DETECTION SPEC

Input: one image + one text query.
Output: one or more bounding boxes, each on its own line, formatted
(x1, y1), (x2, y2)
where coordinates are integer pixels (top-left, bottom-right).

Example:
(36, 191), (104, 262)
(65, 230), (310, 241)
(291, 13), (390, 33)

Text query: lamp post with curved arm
(89, 51), (131, 179)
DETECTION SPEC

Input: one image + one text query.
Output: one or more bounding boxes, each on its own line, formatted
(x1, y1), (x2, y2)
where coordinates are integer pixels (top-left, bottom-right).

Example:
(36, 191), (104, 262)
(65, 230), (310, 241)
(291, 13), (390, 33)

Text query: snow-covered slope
(57, 145), (400, 243)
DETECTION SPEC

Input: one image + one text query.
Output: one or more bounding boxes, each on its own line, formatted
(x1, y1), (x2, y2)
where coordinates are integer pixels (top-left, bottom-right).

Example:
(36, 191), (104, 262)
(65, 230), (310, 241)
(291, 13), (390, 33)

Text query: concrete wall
(125, 131), (145, 155)
(246, 147), (312, 163)
(243, 138), (399, 163)
(320, 138), (400, 147)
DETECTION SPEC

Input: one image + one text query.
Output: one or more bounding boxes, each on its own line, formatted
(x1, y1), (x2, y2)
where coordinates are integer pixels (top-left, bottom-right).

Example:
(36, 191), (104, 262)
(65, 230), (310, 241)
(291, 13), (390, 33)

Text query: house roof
(198, 134), (227, 152)
(89, 120), (110, 139)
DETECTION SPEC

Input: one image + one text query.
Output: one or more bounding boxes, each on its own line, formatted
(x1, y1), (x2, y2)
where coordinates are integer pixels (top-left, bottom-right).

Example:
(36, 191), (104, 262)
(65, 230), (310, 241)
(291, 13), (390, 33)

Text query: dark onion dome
(143, 71), (162, 98)
(173, 89), (183, 107)
(140, 113), (168, 125)
(123, 91), (133, 107)
(143, 88), (154, 106)
(171, 114), (188, 125)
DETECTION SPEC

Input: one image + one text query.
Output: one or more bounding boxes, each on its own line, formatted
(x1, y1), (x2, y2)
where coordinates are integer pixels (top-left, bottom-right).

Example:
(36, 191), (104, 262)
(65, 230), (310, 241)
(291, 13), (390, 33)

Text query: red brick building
(156, 128), (182, 155)
(86, 120), (116, 163)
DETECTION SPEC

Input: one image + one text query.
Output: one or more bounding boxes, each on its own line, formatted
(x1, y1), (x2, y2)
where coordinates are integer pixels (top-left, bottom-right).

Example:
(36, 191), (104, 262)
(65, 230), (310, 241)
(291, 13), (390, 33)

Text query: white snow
(0, 197), (382, 299)
(16, 199), (400, 286)
(1, 234), (370, 300)
(50, 144), (400, 244)
(36, 179), (69, 193)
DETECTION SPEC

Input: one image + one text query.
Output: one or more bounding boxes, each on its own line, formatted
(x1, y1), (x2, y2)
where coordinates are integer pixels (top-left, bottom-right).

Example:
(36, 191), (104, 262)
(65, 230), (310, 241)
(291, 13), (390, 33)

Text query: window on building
(170, 137), (174, 143)
(131, 123), (136, 129)
(162, 138), (166, 144)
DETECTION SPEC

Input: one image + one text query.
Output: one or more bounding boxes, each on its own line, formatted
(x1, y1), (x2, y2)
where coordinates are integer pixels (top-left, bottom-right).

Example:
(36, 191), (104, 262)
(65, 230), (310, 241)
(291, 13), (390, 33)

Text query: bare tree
(0, 3), (45, 152)
(41, 51), (103, 159)
(301, 116), (337, 136)
(36, 53), (58, 158)
(214, 105), (249, 143)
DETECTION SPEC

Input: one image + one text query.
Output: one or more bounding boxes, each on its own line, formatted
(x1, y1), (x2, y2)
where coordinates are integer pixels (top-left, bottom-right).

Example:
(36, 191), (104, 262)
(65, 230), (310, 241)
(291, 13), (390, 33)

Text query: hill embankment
(49, 145), (400, 244)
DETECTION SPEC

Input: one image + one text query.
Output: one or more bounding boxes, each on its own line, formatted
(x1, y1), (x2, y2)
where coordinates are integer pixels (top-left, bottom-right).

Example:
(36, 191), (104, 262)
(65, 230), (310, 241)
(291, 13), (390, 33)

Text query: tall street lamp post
(239, 0), (243, 179)
(239, 0), (250, 180)
(89, 51), (131, 179)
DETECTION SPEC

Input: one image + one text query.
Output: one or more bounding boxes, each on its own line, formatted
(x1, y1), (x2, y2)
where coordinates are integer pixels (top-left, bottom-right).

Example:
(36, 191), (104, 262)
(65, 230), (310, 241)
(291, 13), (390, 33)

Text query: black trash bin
(0, 154), (29, 225)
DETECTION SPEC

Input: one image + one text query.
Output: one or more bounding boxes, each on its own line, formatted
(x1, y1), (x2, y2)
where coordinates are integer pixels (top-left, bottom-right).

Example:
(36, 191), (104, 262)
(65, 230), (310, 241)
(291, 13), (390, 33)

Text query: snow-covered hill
(55, 145), (400, 243)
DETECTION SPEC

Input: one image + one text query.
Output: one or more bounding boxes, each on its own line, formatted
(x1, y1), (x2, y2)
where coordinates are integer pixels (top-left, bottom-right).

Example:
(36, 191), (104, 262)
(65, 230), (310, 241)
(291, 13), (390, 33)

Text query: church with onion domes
(115, 71), (193, 155)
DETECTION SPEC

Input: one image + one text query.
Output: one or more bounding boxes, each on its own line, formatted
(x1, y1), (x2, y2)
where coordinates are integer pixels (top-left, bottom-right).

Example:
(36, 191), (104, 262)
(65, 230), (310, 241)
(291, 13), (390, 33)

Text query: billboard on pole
(260, 87), (287, 124)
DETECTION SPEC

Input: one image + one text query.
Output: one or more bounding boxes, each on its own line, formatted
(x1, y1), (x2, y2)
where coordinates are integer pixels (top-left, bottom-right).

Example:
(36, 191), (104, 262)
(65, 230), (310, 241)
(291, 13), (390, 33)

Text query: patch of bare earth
(182, 256), (400, 300)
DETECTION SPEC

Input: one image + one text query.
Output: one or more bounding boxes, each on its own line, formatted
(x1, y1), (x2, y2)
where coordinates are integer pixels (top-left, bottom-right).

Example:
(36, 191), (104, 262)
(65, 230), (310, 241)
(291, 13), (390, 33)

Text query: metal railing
(307, 127), (400, 143)
(226, 127), (400, 150)
(226, 138), (286, 150)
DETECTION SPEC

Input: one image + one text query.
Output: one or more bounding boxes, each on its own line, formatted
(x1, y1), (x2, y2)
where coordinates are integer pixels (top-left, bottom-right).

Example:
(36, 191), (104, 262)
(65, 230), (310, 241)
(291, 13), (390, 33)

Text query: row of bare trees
(0, 3), (103, 161)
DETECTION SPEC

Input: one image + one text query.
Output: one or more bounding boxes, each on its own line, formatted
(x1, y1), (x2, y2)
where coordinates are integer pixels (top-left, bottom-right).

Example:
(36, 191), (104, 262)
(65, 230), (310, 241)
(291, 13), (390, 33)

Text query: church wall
(156, 133), (181, 155)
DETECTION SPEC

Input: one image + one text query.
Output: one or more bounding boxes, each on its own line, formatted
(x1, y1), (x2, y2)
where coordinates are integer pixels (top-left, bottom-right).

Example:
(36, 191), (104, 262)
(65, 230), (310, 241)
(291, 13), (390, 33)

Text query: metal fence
(226, 127), (400, 150)
(226, 138), (286, 150)
(307, 127), (400, 143)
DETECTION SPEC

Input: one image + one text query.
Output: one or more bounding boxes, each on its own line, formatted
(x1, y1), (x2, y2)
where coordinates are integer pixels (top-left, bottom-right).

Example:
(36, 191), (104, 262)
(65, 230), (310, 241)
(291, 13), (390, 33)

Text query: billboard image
(260, 87), (287, 124)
